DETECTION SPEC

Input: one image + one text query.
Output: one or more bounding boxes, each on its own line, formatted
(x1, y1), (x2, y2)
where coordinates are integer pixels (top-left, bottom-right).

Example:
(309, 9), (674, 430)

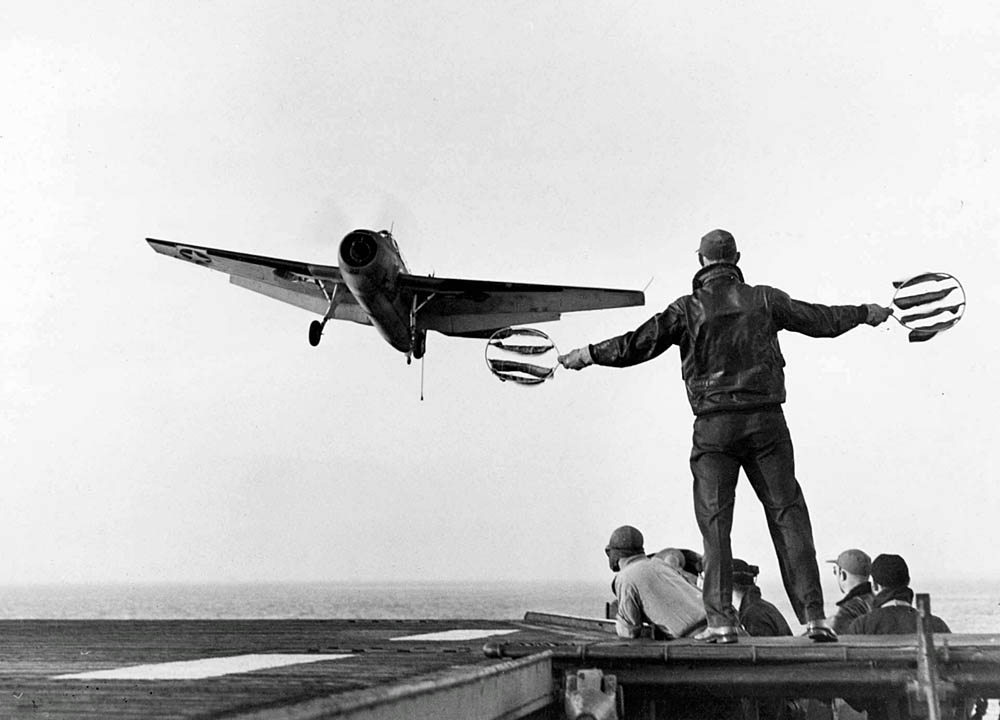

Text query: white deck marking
(390, 629), (519, 642)
(54, 653), (351, 680)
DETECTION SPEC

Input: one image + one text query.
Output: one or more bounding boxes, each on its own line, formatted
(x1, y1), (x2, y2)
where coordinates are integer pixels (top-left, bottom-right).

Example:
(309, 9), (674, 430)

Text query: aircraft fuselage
(338, 230), (414, 353)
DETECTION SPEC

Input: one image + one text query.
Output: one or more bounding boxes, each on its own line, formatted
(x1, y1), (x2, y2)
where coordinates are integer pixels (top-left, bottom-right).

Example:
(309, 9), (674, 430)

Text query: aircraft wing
(401, 273), (644, 337)
(146, 238), (368, 322)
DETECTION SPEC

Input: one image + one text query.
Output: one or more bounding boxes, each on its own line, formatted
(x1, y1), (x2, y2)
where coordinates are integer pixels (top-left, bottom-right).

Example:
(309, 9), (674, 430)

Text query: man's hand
(864, 304), (893, 326)
(558, 346), (594, 371)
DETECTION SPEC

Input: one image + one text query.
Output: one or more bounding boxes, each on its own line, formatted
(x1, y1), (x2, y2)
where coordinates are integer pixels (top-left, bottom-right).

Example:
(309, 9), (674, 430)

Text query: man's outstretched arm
(559, 303), (686, 371)
(769, 287), (893, 337)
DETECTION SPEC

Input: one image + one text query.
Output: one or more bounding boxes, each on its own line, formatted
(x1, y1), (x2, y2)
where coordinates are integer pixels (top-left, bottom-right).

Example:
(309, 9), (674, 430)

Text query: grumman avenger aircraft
(146, 230), (645, 362)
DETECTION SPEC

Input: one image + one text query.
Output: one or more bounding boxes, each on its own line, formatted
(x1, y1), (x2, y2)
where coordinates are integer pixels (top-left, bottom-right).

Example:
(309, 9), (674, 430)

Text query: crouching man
(606, 525), (707, 639)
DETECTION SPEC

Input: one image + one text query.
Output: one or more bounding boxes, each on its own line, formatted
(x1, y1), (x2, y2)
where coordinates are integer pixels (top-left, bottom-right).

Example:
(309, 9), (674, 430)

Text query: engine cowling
(339, 230), (379, 269)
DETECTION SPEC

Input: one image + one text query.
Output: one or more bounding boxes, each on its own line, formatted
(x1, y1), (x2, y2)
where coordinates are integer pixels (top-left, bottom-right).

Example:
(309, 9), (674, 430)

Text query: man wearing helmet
(562, 229), (893, 644)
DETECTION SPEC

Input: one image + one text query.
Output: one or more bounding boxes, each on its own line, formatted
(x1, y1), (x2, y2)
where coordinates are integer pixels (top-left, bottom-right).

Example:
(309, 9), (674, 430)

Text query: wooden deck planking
(0, 620), (542, 719)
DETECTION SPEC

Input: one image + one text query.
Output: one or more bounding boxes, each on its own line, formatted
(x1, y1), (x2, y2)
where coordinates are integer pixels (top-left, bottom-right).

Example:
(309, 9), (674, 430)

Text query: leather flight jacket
(590, 263), (868, 416)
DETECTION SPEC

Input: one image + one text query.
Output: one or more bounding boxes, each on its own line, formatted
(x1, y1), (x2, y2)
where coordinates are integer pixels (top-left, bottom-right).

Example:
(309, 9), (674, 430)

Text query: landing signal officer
(560, 229), (892, 643)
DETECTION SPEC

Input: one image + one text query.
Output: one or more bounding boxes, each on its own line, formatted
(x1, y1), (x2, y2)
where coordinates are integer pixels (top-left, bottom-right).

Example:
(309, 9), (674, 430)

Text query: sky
(2, 1), (999, 599)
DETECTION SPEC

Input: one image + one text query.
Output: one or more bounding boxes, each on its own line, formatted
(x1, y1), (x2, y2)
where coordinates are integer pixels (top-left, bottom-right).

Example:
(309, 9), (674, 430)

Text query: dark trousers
(690, 408), (824, 627)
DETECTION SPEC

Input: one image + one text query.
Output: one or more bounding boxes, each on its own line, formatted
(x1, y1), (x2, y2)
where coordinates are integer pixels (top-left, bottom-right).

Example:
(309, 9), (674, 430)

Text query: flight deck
(1, 609), (997, 719)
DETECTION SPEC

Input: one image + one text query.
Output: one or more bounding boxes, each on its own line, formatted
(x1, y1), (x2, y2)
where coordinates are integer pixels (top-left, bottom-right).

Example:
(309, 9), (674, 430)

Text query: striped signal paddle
(485, 327), (560, 385)
(890, 272), (965, 343)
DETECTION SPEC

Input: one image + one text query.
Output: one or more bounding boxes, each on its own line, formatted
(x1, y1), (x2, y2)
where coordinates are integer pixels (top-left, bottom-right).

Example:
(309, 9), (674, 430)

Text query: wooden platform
(1, 617), (998, 719)
(500, 613), (1000, 697)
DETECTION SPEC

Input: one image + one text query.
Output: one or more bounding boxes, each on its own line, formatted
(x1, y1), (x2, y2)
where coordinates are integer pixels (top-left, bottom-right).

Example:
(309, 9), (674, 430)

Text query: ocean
(0, 579), (997, 632)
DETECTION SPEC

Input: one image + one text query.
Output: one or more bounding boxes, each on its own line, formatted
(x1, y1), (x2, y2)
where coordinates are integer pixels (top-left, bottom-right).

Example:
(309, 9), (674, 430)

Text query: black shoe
(806, 623), (838, 643)
(693, 626), (739, 644)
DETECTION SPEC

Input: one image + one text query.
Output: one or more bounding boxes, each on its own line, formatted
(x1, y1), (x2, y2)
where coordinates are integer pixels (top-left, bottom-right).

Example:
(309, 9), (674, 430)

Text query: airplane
(146, 229), (645, 363)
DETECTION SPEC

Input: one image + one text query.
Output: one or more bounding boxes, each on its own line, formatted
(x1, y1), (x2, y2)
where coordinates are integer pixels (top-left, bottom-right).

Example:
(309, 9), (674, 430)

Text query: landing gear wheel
(413, 331), (426, 360)
(308, 320), (323, 347)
